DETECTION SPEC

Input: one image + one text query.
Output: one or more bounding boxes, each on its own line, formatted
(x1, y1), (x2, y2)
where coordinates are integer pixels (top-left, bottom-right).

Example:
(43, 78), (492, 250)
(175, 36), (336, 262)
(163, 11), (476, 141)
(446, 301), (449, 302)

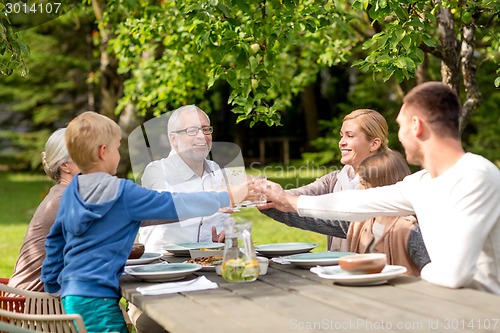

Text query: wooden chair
(0, 283), (63, 316)
(0, 308), (87, 333)
(0, 282), (123, 333)
(0, 319), (38, 332)
(0, 279), (25, 313)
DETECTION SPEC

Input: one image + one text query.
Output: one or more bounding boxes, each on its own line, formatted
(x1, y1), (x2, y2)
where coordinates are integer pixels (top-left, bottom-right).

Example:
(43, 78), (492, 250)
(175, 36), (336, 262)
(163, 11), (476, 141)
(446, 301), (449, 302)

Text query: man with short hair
(139, 105), (230, 251)
(263, 82), (500, 294)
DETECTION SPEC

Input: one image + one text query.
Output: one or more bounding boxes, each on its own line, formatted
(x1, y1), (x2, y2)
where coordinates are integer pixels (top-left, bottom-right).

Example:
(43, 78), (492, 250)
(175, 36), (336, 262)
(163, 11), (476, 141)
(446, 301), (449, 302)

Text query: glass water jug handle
(241, 229), (254, 258)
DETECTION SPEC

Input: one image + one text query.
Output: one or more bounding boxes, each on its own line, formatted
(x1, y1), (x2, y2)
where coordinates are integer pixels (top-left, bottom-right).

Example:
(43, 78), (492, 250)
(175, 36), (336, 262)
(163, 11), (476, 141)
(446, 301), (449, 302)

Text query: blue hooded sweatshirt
(41, 172), (229, 299)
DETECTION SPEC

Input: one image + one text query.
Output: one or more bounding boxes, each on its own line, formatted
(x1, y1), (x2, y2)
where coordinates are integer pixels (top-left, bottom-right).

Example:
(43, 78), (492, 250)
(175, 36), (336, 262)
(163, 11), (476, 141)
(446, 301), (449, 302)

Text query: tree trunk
(92, 0), (142, 177)
(117, 104), (144, 178)
(300, 83), (320, 150)
(415, 53), (429, 85)
(435, 0), (482, 132)
(91, 0), (123, 120)
(435, 3), (461, 93)
(460, 20), (482, 131)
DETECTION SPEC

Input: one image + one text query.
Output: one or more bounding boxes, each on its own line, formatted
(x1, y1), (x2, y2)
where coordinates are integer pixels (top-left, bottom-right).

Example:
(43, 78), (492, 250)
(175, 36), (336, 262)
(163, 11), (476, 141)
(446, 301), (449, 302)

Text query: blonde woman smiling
(259, 109), (389, 252)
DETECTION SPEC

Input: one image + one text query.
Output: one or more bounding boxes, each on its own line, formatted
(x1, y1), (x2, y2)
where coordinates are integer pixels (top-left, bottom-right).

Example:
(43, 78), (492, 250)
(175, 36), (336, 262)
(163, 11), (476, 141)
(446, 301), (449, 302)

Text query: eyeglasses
(172, 126), (213, 136)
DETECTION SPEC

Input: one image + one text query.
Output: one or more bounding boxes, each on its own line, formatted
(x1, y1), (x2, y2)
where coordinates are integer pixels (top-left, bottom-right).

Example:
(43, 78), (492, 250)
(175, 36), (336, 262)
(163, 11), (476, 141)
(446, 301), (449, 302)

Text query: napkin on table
(136, 276), (218, 296)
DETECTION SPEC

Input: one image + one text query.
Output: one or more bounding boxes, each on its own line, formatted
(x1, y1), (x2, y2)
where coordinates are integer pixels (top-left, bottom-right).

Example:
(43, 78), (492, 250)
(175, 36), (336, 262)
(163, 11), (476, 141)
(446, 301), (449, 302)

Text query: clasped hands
(226, 178), (298, 212)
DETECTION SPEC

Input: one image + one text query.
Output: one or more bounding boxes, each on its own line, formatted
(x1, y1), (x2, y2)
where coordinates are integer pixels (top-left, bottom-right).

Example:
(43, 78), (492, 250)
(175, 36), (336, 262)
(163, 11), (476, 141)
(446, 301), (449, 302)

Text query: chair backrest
(0, 319), (38, 332)
(0, 280), (25, 313)
(0, 308), (87, 333)
(0, 284), (63, 316)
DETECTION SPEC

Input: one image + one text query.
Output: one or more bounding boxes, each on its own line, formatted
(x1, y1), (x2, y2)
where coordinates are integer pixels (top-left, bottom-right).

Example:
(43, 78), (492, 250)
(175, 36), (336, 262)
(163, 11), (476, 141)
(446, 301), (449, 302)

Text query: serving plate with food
(184, 255), (223, 271)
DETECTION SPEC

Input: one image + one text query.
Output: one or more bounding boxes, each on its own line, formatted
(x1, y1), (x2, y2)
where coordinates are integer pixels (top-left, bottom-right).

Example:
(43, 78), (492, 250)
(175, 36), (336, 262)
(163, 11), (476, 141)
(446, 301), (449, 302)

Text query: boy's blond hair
(65, 111), (122, 172)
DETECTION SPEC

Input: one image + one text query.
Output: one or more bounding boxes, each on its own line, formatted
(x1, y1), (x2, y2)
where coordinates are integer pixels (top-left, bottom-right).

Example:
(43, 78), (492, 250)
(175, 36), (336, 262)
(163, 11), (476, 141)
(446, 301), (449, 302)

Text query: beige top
(347, 215), (421, 276)
(8, 184), (66, 291)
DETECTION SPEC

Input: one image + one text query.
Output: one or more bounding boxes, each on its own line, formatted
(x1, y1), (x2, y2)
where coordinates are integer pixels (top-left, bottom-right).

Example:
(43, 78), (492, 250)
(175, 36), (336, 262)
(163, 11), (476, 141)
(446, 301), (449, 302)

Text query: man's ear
(169, 133), (178, 151)
(412, 116), (425, 137)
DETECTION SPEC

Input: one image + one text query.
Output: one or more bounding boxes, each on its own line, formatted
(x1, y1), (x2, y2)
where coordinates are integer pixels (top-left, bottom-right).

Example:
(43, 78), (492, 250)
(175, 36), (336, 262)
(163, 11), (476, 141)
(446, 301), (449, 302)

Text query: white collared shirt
(139, 151), (231, 252)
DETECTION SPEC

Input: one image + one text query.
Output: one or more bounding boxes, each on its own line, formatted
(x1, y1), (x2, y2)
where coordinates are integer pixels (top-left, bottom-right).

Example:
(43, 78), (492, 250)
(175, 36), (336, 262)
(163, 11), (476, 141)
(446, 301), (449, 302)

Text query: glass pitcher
(221, 218), (259, 282)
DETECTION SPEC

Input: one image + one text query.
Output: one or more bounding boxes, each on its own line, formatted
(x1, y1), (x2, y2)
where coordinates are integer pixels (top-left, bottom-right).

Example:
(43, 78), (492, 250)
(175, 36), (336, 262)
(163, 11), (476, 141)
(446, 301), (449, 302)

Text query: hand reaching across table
(258, 180), (299, 213)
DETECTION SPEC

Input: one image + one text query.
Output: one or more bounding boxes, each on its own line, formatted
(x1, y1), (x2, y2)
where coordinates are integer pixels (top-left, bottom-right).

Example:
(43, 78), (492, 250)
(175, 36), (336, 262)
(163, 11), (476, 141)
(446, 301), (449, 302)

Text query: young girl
(260, 109), (390, 251)
(349, 150), (429, 276)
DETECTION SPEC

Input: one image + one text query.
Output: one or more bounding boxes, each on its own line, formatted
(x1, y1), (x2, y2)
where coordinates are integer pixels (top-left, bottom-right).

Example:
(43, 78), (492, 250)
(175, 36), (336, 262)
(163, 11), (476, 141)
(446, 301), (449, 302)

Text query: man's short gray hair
(167, 105), (210, 133)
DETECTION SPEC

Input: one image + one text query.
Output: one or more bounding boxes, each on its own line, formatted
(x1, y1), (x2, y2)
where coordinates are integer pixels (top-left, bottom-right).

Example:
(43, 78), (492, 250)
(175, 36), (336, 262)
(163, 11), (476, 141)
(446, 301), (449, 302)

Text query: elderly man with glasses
(128, 105), (234, 333)
(138, 105), (232, 252)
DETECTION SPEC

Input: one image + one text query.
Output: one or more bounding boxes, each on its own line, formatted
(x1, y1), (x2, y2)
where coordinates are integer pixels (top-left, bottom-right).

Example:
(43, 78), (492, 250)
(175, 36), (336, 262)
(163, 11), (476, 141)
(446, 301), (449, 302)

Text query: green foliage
(107, 0), (357, 126)
(0, 8), (94, 170)
(0, 12), (30, 76)
(1, 0), (499, 172)
(352, 0), (500, 87)
(352, 0), (435, 82)
(302, 72), (403, 165)
(0, 129), (52, 169)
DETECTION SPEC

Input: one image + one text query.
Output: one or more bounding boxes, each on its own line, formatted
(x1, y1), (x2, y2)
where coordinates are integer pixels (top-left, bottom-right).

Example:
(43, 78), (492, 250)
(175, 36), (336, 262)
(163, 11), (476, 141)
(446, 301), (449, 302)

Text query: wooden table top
(120, 256), (500, 333)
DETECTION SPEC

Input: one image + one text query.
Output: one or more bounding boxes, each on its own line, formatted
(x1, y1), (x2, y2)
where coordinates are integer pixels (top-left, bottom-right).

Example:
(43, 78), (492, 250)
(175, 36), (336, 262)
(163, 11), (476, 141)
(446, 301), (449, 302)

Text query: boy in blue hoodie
(41, 111), (238, 333)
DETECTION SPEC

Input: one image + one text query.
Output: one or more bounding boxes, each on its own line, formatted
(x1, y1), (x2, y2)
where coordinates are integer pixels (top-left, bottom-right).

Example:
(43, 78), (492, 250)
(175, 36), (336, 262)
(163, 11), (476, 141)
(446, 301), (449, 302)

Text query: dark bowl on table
(128, 243), (145, 260)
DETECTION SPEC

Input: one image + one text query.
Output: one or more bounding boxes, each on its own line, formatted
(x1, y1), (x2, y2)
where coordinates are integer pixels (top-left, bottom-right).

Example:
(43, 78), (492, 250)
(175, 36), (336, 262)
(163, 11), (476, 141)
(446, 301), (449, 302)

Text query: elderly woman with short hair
(8, 128), (79, 291)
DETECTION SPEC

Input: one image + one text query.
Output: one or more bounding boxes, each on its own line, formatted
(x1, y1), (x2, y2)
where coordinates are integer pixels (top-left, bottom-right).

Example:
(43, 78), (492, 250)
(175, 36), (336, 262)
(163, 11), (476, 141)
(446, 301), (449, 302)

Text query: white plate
(284, 251), (356, 268)
(125, 263), (202, 282)
(163, 242), (224, 256)
(310, 265), (407, 286)
(126, 252), (163, 266)
(255, 242), (318, 257)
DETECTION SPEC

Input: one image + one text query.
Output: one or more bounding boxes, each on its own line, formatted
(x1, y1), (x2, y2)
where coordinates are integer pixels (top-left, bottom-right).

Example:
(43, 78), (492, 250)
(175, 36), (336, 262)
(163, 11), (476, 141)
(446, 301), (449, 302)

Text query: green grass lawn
(0, 167), (329, 278)
(0, 172), (54, 278)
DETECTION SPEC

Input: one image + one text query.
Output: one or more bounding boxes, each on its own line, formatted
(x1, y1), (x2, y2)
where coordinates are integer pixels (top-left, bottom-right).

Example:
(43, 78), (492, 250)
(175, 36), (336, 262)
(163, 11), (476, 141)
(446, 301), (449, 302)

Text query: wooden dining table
(120, 255), (500, 333)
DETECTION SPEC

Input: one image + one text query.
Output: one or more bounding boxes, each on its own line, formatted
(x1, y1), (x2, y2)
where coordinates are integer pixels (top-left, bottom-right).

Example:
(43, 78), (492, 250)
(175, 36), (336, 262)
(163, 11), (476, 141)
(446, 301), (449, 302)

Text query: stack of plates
(126, 253), (163, 266)
(125, 263), (202, 282)
(282, 251), (356, 268)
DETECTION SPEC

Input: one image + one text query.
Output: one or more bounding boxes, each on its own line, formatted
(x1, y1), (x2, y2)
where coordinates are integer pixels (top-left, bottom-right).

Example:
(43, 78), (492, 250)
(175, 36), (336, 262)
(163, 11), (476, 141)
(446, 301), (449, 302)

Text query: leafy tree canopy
(100, 0), (500, 128)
